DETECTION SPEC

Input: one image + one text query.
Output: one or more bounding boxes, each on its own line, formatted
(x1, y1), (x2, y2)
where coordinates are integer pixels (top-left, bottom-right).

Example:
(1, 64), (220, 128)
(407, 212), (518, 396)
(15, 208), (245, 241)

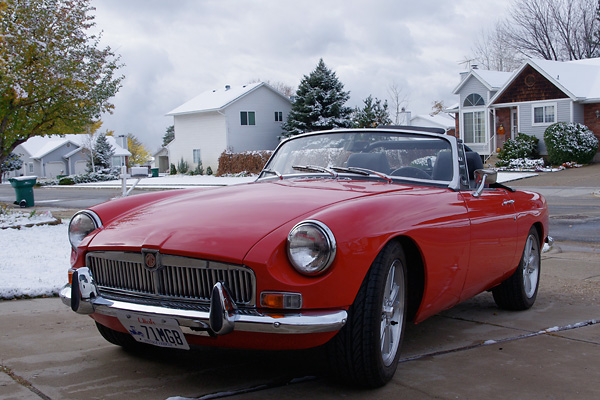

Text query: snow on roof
(411, 113), (455, 129)
(166, 82), (266, 116)
(527, 58), (600, 100)
(473, 70), (514, 89)
(18, 134), (130, 159)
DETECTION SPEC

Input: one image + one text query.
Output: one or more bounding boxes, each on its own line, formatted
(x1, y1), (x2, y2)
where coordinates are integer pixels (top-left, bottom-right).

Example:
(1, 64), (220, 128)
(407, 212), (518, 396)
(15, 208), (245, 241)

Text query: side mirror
(473, 169), (498, 197)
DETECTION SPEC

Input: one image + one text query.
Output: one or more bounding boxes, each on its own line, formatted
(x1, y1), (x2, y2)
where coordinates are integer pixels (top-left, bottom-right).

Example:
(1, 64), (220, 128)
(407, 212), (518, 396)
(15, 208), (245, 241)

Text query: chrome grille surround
(86, 251), (256, 307)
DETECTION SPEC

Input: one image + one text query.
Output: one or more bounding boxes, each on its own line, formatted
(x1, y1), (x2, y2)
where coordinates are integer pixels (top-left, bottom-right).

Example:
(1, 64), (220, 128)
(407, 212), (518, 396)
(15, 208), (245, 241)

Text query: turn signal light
(260, 292), (302, 309)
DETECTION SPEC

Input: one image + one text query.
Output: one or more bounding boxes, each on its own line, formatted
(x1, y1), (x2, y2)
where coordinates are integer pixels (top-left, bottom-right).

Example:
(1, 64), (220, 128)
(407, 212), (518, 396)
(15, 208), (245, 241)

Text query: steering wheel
(390, 166), (431, 180)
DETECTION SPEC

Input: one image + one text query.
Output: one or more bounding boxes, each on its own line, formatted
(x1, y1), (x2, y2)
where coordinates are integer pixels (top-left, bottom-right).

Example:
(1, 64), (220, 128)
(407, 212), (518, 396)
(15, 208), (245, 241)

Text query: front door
(511, 108), (518, 139)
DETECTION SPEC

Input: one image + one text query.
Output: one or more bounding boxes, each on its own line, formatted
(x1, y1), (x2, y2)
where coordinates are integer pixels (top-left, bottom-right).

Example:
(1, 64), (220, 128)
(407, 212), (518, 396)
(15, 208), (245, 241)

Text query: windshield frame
(257, 128), (462, 190)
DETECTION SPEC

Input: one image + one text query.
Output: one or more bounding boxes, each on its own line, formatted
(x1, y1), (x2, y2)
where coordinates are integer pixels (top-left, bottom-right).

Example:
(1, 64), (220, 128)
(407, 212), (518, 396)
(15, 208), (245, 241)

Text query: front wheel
(328, 241), (407, 387)
(492, 227), (541, 310)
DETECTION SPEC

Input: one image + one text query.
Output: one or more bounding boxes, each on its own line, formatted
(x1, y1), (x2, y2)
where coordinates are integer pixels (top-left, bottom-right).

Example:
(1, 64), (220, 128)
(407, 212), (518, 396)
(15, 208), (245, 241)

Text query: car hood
(87, 179), (410, 262)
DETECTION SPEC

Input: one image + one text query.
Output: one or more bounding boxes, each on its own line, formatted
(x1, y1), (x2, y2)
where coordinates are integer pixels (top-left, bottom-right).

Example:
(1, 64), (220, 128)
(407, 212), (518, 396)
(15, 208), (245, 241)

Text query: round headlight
(287, 220), (336, 276)
(69, 211), (101, 249)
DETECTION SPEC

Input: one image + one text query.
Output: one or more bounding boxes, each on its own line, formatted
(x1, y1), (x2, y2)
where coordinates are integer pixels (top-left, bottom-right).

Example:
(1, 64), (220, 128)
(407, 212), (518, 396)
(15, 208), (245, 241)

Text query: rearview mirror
(473, 169), (498, 197)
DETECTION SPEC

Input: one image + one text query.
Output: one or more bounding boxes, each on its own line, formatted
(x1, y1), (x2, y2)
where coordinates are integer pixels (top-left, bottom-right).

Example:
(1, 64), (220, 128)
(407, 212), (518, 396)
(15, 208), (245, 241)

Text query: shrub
(544, 122), (599, 165)
(170, 163), (177, 175)
(206, 166), (213, 175)
(58, 177), (75, 185)
(217, 150), (272, 176)
(194, 163), (204, 176)
(496, 133), (539, 167)
(177, 157), (189, 174)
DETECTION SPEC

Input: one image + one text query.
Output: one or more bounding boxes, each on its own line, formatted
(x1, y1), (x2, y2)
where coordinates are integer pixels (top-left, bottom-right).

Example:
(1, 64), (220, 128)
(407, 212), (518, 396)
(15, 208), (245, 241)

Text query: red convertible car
(60, 128), (549, 387)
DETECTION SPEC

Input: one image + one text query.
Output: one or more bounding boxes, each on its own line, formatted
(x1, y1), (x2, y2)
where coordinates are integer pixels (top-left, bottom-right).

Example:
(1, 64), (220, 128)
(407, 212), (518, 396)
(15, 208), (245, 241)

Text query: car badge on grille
(142, 249), (161, 272)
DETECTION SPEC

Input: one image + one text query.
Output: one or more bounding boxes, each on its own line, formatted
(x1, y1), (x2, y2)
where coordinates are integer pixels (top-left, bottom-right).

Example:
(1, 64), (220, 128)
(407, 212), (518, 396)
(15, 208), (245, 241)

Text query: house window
(274, 111), (283, 122)
(241, 111), (256, 125)
(28, 163), (34, 174)
(193, 149), (202, 164)
(463, 93), (485, 107)
(463, 111), (485, 143)
(532, 103), (556, 125)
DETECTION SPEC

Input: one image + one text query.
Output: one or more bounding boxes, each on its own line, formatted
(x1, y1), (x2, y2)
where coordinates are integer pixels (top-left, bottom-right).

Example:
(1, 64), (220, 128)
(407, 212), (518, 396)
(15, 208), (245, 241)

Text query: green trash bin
(151, 168), (159, 177)
(9, 176), (37, 208)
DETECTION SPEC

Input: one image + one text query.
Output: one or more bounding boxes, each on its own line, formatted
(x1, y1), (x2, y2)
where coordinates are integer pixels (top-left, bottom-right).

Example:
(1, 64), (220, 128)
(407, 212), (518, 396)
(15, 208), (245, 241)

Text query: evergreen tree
(353, 95), (392, 128)
(93, 133), (114, 169)
(282, 59), (353, 138)
(1, 152), (23, 181)
(162, 125), (175, 147)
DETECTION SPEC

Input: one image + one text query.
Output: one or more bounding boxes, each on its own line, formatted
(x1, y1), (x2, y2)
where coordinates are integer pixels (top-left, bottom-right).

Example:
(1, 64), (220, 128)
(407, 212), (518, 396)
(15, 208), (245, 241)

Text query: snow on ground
(0, 222), (70, 299)
(0, 209), (56, 228)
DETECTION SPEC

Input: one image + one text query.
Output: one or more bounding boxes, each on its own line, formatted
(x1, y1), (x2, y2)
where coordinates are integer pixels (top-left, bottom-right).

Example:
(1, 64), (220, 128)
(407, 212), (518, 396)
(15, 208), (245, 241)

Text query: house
(166, 82), (292, 171)
(452, 59), (600, 160)
(410, 113), (456, 137)
(8, 134), (130, 179)
(153, 147), (170, 173)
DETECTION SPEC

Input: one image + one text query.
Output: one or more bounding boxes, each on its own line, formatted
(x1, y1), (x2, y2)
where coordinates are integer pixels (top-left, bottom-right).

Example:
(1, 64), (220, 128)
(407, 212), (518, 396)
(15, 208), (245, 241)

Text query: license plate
(117, 313), (190, 350)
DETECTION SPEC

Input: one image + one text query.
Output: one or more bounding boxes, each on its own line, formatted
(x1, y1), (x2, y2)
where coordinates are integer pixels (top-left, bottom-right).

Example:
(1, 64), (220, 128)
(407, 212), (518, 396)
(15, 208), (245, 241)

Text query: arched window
(463, 93), (485, 107)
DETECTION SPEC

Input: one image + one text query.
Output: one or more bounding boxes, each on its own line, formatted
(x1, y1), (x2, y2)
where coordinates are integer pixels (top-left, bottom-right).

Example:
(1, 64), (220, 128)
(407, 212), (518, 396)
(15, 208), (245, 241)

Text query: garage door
(74, 160), (88, 175)
(45, 161), (66, 178)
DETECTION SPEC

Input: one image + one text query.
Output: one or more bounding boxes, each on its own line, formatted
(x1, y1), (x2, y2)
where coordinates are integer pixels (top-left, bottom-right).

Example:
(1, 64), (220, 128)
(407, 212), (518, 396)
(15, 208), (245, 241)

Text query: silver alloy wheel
(380, 259), (405, 366)
(522, 233), (540, 298)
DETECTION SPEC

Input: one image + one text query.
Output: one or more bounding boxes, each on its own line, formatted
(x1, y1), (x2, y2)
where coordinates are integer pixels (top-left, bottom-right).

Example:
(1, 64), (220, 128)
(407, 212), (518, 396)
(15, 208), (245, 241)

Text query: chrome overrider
(59, 267), (348, 336)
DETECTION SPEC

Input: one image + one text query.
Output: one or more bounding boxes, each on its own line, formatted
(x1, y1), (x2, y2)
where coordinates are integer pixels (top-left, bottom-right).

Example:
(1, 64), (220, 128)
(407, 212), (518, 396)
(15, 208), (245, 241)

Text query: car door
(459, 188), (519, 300)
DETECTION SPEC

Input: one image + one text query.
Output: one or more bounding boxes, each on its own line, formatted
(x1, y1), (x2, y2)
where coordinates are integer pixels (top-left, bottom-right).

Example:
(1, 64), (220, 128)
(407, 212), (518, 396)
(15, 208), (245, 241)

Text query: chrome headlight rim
(287, 219), (337, 276)
(68, 210), (102, 249)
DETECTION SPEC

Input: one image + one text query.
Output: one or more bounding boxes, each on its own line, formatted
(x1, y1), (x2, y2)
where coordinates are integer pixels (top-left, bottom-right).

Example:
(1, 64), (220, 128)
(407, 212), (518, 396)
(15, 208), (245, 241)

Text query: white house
(166, 82), (292, 171)
(9, 134), (130, 179)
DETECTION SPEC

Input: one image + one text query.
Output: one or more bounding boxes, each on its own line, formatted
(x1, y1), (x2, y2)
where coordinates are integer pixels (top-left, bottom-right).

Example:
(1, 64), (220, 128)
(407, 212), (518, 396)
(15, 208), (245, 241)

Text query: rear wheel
(492, 227), (541, 310)
(328, 241), (407, 387)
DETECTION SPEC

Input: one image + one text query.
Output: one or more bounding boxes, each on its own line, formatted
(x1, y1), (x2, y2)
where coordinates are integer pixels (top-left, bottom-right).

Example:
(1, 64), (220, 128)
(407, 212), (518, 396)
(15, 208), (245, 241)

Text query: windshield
(262, 130), (454, 183)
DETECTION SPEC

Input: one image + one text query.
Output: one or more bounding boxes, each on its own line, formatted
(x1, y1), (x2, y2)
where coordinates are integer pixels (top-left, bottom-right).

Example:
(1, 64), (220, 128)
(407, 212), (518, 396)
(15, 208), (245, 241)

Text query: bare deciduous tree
(472, 22), (524, 71)
(387, 82), (409, 125)
(470, 0), (599, 69)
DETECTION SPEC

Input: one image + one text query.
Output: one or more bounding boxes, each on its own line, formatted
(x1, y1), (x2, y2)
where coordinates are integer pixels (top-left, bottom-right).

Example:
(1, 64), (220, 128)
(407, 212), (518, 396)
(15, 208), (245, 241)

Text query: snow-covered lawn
(0, 222), (70, 299)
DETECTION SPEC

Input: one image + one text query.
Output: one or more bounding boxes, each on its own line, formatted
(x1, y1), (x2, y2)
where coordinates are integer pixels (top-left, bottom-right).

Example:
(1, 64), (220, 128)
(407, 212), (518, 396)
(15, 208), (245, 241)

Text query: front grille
(86, 251), (256, 306)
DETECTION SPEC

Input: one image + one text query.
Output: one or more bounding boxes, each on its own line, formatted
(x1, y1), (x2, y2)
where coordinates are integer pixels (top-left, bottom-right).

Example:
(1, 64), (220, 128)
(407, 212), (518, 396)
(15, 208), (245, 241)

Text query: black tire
(492, 227), (541, 310)
(327, 241), (407, 387)
(95, 322), (144, 350)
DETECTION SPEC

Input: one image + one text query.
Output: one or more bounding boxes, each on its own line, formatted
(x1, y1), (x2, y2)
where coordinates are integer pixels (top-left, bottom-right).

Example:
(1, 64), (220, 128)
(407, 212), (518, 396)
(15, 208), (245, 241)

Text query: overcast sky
(91, 0), (511, 152)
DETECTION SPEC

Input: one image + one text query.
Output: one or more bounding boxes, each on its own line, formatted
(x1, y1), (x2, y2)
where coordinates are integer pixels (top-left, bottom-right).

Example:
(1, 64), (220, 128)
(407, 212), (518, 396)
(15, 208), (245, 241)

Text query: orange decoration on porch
(497, 124), (505, 135)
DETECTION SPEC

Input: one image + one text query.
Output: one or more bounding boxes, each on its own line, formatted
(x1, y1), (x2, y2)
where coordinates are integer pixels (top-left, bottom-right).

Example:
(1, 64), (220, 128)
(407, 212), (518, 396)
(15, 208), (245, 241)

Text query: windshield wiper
(261, 168), (283, 179)
(332, 167), (392, 183)
(292, 165), (338, 178)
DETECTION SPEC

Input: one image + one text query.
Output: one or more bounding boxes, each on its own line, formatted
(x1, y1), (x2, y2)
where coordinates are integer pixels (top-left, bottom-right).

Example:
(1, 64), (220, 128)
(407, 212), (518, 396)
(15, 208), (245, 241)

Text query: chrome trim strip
(60, 284), (347, 335)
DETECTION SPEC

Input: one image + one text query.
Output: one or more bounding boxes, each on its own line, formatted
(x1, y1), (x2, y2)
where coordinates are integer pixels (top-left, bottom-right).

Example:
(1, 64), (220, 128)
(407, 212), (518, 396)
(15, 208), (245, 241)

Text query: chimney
(225, 85), (231, 91)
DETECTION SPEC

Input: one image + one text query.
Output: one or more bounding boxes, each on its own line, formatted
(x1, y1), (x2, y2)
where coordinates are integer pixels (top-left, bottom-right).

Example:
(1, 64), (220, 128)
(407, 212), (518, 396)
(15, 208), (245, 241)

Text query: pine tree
(93, 133), (115, 169)
(282, 59), (353, 138)
(353, 95), (392, 128)
(162, 125), (175, 147)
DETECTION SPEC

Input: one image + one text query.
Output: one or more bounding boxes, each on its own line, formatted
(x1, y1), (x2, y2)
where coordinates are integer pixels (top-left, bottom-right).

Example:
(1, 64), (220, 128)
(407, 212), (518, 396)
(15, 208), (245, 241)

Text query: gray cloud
(92, 0), (510, 151)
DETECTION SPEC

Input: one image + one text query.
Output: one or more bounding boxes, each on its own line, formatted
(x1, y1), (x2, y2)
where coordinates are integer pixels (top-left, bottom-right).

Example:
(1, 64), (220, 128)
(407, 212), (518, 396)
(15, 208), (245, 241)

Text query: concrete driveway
(0, 245), (598, 400)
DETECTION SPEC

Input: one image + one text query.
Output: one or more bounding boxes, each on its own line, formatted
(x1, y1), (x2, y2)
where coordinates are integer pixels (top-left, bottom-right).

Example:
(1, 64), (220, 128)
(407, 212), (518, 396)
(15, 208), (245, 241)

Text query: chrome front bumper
(59, 267), (347, 336)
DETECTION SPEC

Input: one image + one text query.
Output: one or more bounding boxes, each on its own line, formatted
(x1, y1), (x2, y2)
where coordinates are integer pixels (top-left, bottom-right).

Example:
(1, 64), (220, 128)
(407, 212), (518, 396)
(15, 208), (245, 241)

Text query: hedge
(216, 151), (272, 176)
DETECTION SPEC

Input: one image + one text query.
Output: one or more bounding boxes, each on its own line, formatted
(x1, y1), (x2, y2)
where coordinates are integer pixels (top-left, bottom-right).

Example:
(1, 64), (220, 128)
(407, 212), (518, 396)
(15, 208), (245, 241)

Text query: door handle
(502, 200), (515, 206)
